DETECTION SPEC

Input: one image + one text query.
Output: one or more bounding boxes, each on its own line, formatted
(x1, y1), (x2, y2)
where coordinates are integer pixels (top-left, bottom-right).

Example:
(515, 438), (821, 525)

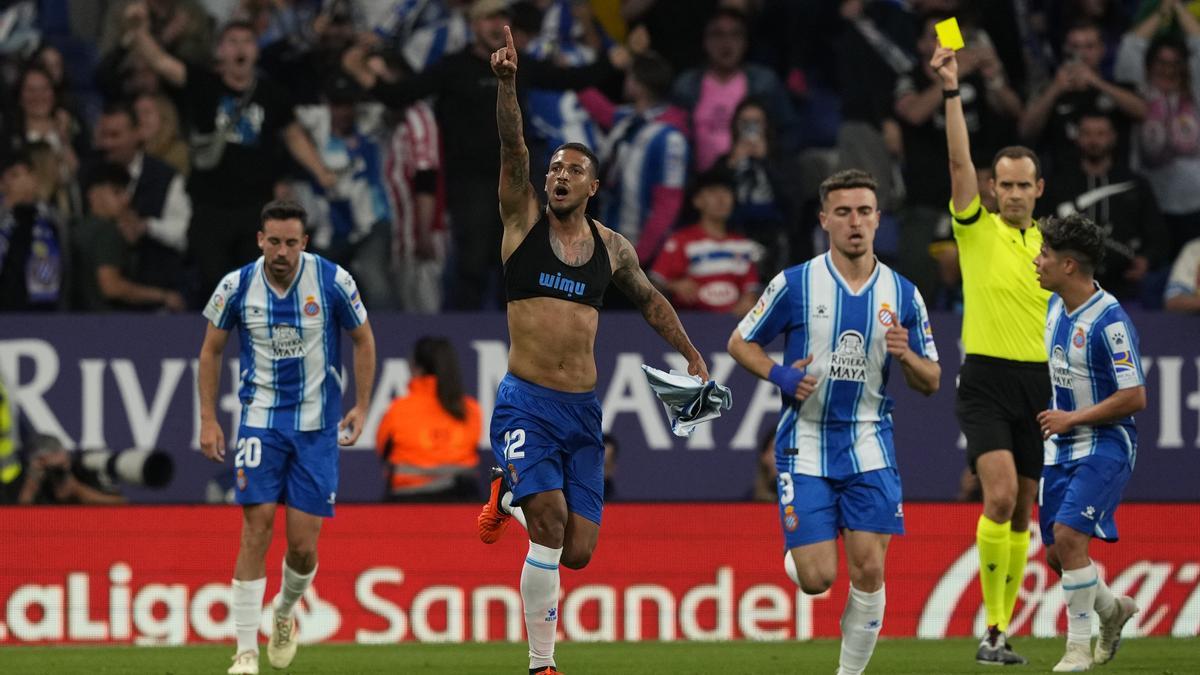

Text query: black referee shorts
(955, 355), (1050, 480)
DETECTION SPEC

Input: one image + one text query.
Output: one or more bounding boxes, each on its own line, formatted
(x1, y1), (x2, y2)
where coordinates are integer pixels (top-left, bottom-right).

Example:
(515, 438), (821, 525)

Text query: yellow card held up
(935, 17), (965, 51)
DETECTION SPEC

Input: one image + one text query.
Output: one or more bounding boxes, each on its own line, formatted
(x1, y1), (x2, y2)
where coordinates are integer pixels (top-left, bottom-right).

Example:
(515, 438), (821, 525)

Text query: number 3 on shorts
(779, 472), (794, 504)
(503, 429), (526, 460)
(235, 437), (262, 468)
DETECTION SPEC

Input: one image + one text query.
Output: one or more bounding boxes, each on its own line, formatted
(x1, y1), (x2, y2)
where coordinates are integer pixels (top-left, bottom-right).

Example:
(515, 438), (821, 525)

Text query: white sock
(839, 584), (885, 675)
(1094, 575), (1116, 619)
(275, 559), (316, 618)
(1062, 563), (1099, 646)
(501, 491), (528, 529)
(232, 577), (266, 654)
(521, 541), (562, 670)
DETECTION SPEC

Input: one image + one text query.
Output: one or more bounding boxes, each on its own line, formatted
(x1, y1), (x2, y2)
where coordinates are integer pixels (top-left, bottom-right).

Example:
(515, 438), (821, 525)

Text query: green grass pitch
(2, 638), (1196, 674)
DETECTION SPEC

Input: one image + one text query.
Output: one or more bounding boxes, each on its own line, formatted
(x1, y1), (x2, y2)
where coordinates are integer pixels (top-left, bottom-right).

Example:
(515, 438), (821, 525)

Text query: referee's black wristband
(943, 88), (961, 100)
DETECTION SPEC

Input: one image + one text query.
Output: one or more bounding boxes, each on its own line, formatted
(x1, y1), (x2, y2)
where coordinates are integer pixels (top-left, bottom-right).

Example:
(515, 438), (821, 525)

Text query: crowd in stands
(1, 0), (1200, 316)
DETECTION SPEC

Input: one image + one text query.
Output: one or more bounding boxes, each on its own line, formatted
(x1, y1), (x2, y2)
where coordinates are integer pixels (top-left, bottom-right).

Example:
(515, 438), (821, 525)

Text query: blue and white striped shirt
(737, 254), (938, 477)
(598, 107), (688, 247)
(1044, 287), (1143, 467)
(203, 253), (368, 432)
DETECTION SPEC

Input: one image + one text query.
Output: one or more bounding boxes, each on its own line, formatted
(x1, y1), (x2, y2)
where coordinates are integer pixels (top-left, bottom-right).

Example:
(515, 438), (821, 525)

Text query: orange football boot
(477, 467), (512, 544)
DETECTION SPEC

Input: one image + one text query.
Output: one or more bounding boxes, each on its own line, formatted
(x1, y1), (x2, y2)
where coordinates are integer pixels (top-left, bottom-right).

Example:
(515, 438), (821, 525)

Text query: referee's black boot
(976, 626), (1028, 665)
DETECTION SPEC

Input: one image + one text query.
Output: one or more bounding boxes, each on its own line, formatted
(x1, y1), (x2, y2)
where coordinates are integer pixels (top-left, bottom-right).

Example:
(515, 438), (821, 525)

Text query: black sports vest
(504, 213), (611, 308)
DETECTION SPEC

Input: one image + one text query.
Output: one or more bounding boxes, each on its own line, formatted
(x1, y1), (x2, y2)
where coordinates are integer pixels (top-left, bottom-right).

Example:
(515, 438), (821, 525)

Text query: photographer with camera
(13, 437), (127, 506)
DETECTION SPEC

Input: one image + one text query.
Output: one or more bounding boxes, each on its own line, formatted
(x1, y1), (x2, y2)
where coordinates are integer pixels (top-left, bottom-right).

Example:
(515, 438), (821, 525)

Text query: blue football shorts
(491, 373), (605, 525)
(777, 467), (905, 549)
(1039, 453), (1130, 546)
(234, 426), (339, 517)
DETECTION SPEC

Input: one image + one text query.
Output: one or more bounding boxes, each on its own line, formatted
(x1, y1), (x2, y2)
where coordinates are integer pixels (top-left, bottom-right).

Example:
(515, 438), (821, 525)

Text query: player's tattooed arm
(493, 26), (535, 229)
(610, 232), (710, 380)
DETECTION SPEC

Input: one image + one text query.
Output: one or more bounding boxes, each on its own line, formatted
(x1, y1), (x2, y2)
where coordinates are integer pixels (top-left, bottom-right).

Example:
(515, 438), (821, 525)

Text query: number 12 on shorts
(503, 429), (526, 460)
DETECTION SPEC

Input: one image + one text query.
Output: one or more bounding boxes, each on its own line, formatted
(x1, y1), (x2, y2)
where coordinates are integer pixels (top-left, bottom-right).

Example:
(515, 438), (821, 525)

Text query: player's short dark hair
(88, 162), (131, 190)
(552, 142), (601, 179)
(630, 51), (674, 102)
(991, 145), (1042, 180)
(260, 199), (308, 230)
(1040, 213), (1106, 272)
(819, 169), (878, 205)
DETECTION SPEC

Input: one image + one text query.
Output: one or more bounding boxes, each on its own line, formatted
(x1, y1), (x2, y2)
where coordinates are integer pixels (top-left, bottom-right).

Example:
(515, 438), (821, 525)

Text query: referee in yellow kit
(932, 44), (1051, 665)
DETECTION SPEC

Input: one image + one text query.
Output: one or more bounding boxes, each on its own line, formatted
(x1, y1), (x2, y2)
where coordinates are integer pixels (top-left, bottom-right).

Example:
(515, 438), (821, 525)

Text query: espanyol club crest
(877, 303), (895, 326)
(1072, 327), (1085, 348)
(784, 505), (799, 532)
(304, 295), (320, 316)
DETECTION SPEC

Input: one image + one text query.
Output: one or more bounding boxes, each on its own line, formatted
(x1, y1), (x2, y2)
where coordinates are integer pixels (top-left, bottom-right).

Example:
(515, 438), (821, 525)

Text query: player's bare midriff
(507, 297), (599, 392)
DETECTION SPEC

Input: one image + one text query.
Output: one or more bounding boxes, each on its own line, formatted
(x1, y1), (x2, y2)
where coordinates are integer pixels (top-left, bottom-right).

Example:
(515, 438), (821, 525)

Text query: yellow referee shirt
(952, 195), (1050, 363)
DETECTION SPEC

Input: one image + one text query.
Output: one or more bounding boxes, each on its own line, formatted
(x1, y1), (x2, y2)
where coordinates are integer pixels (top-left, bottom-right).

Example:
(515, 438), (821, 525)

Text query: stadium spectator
(1046, 0), (1134, 74)
(291, 77), (395, 308)
(13, 438), (127, 505)
(126, 10), (337, 303)
(520, 0), (606, 172)
(1043, 111), (1169, 302)
(714, 96), (797, 281)
(894, 11), (1022, 300)
(1116, 1), (1200, 255)
(831, 0), (914, 216)
(622, 0), (718, 73)
(672, 7), (797, 171)
(6, 64), (85, 216)
(1164, 236), (1200, 312)
(29, 43), (88, 129)
(89, 102), (192, 256)
(580, 51), (688, 266)
(75, 162), (186, 312)
(0, 150), (64, 311)
(376, 336), (481, 501)
(133, 92), (190, 176)
(341, 0), (621, 309)
(384, 0), (471, 74)
(378, 58), (446, 314)
(1020, 20), (1145, 174)
(251, 0), (363, 106)
(935, 42), (1051, 666)
(650, 168), (760, 315)
(100, 0), (214, 64)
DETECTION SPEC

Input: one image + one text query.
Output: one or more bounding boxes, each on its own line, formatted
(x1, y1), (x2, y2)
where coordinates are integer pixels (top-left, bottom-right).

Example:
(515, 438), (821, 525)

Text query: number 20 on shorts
(235, 437), (262, 468)
(503, 429), (526, 460)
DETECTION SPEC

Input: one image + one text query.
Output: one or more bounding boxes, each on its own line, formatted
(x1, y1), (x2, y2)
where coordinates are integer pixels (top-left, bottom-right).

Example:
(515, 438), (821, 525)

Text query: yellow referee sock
(1001, 528), (1032, 632)
(976, 515), (1011, 630)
